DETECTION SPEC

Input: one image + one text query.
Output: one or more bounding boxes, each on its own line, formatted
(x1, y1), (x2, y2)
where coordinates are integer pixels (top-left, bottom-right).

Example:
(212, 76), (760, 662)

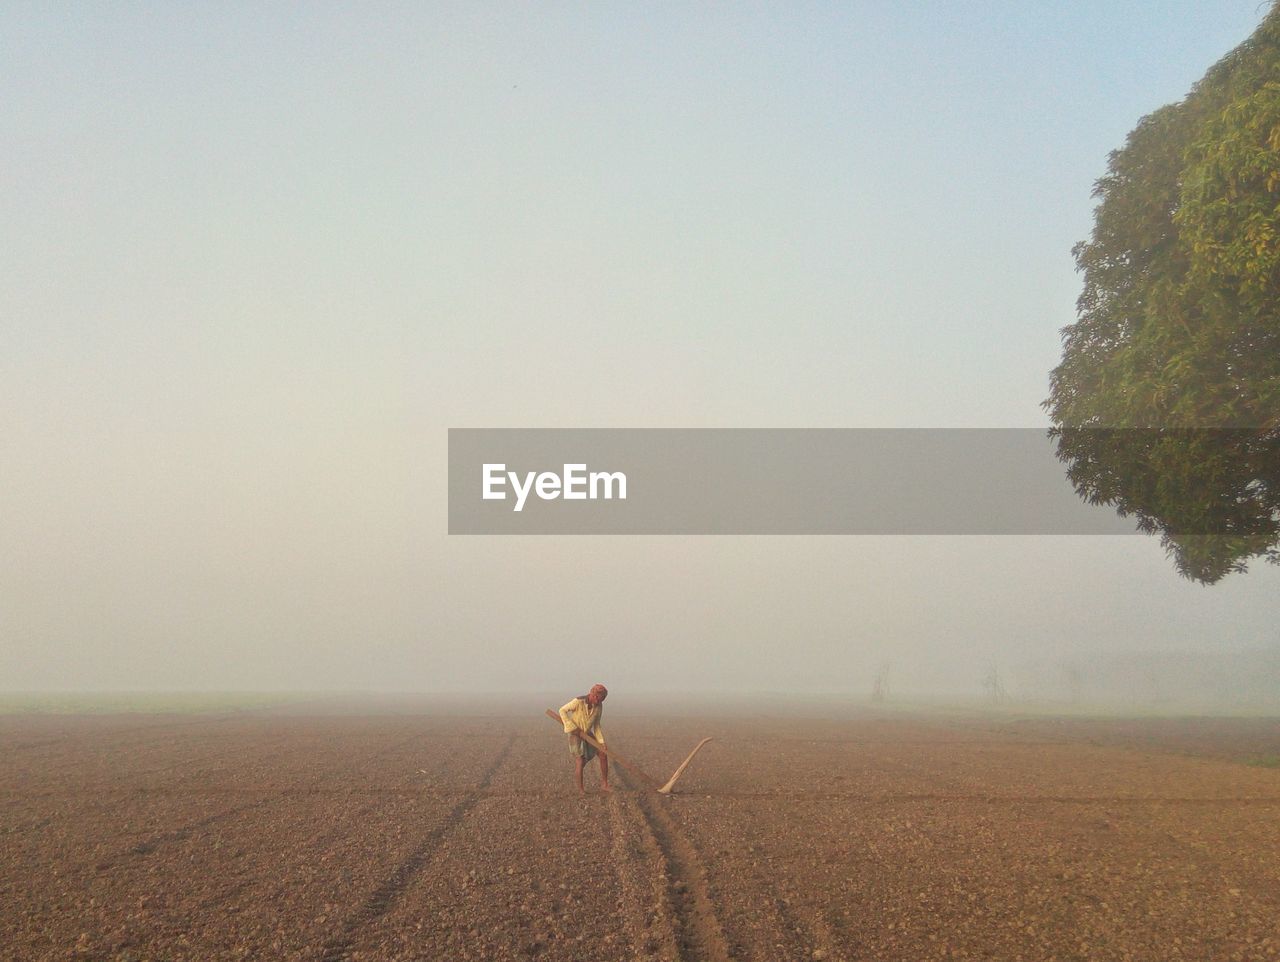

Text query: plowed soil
(3, 701), (1279, 961)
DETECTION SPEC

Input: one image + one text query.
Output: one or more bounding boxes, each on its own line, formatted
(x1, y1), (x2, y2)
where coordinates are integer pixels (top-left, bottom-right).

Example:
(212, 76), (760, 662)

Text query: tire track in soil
(93, 797), (278, 871)
(316, 733), (518, 962)
(619, 768), (733, 962)
(607, 790), (680, 960)
(87, 733), (427, 871)
(187, 735), (437, 916)
(186, 795), (388, 917)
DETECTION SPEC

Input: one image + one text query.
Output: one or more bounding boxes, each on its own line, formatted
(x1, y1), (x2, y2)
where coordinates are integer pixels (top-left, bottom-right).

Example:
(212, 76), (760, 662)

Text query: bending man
(559, 684), (610, 795)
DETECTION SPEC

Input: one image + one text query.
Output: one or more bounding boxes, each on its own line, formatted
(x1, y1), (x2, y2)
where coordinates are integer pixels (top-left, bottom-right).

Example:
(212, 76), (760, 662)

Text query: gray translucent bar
(448, 429), (1144, 535)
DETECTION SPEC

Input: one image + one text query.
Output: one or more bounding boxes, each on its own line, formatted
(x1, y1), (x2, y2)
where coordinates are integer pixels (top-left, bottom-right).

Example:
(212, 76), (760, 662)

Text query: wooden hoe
(543, 709), (712, 795)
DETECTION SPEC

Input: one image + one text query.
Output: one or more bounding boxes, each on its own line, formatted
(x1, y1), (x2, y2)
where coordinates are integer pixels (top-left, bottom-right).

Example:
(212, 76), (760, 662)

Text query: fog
(3, 3), (1277, 703)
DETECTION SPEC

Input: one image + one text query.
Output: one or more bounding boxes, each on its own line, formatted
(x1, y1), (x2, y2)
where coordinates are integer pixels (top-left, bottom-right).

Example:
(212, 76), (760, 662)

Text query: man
(559, 684), (610, 795)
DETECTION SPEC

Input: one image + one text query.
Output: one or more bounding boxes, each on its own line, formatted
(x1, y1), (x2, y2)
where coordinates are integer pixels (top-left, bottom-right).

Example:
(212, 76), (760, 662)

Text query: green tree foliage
(1047, 8), (1280, 583)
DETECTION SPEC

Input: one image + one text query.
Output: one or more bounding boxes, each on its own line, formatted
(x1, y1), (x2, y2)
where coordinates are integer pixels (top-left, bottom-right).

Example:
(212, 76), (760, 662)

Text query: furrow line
(607, 788), (680, 960)
(94, 796), (277, 871)
(316, 733), (517, 962)
(624, 774), (732, 962)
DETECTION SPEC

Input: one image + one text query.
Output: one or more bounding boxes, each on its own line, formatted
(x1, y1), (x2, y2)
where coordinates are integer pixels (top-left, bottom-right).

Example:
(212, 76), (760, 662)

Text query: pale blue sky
(3, 3), (1277, 693)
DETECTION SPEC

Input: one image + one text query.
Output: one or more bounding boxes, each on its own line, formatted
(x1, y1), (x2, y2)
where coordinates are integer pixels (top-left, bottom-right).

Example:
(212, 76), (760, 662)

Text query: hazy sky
(3, 2), (1277, 695)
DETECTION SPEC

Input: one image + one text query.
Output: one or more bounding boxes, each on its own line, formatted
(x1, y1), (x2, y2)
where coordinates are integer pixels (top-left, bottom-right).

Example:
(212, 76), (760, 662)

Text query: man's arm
(558, 698), (580, 735)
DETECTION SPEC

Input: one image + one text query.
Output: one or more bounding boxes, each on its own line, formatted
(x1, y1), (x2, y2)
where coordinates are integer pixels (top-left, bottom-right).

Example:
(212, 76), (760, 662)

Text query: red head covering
(588, 683), (608, 704)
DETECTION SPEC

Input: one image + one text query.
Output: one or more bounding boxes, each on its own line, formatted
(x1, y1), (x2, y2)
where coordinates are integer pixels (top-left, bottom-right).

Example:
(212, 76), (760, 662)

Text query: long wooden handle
(658, 737), (713, 795)
(544, 709), (660, 788)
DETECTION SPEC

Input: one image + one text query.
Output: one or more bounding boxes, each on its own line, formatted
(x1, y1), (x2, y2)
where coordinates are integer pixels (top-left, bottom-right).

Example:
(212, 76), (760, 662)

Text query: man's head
(587, 683), (608, 706)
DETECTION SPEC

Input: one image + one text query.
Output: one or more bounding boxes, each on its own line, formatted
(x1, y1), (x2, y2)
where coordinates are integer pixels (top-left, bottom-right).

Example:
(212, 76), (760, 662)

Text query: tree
(1046, 8), (1280, 583)
(871, 662), (891, 703)
(981, 663), (1009, 705)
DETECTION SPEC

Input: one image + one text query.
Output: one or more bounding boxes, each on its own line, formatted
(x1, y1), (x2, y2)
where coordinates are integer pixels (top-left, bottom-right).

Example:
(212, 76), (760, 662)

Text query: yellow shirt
(559, 697), (604, 746)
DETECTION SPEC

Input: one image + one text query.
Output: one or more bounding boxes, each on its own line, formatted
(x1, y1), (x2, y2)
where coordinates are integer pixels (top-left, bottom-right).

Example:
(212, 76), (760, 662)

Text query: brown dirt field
(3, 702), (1279, 961)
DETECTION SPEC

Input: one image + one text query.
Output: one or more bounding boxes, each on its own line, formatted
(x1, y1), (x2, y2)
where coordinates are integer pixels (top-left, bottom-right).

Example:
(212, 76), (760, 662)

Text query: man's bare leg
(598, 752), (611, 793)
(575, 755), (586, 795)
